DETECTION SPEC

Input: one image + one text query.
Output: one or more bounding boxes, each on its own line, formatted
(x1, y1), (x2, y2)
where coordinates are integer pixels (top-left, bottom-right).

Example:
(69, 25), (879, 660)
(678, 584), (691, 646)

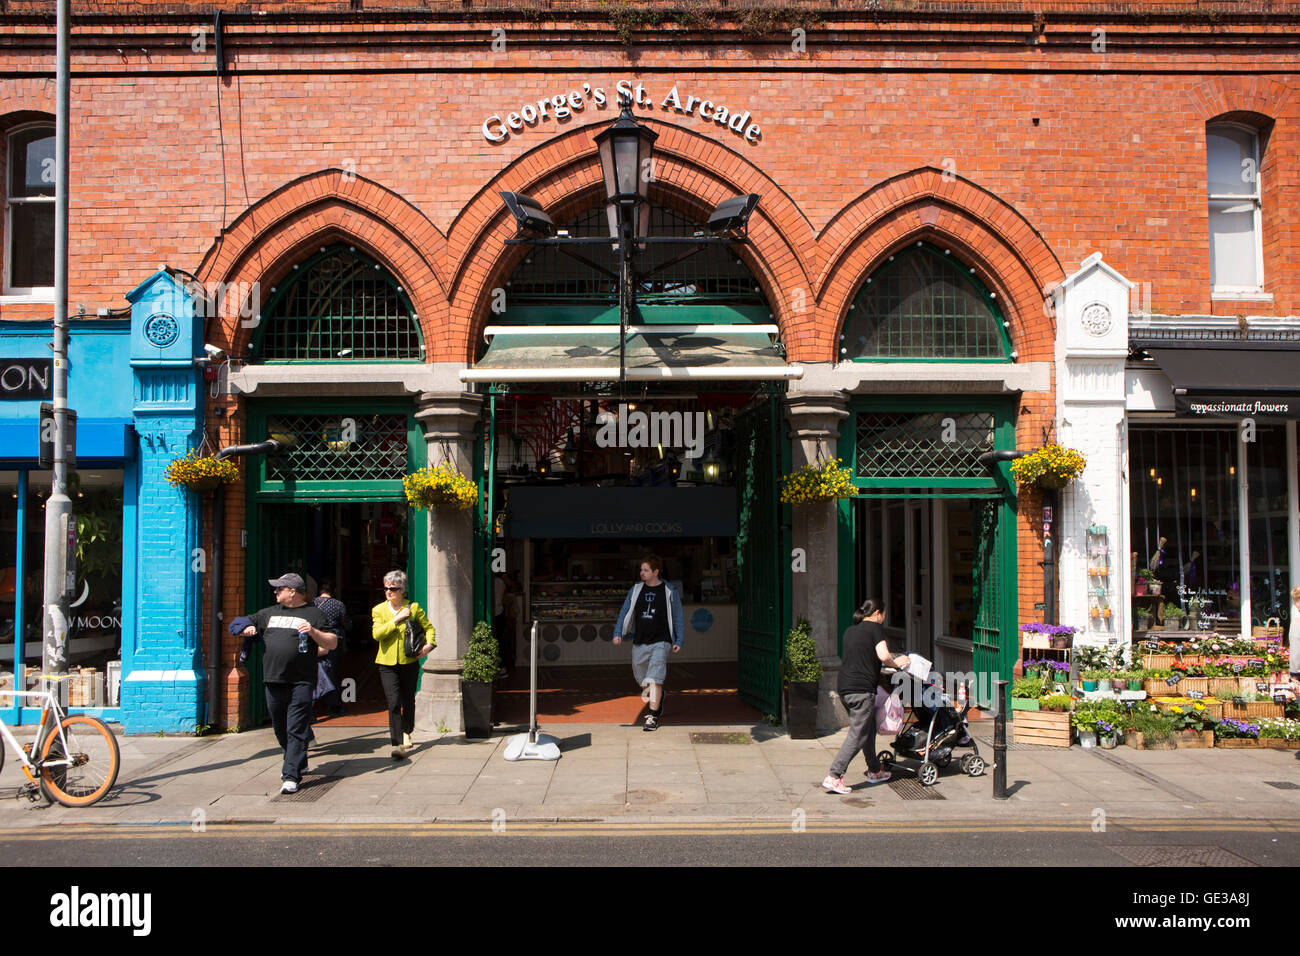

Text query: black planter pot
(461, 679), (495, 739)
(786, 680), (819, 739)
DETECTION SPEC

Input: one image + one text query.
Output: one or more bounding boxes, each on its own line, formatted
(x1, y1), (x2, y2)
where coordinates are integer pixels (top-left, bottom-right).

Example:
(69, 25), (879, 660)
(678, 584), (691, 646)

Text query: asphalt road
(2, 819), (1297, 867)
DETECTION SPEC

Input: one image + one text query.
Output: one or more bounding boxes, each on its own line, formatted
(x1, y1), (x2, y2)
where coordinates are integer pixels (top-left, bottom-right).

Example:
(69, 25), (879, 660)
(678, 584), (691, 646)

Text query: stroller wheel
(963, 755), (986, 777)
(918, 762), (939, 787)
(877, 751), (893, 768)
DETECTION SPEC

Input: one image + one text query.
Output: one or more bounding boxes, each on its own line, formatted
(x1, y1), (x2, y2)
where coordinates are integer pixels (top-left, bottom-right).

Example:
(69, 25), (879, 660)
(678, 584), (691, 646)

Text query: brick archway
(0, 79), (55, 118)
(194, 169), (449, 355)
(811, 168), (1064, 364)
(446, 119), (818, 363)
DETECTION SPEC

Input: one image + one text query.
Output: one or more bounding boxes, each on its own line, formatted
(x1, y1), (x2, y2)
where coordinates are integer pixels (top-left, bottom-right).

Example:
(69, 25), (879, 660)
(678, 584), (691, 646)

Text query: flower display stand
(1012, 709), (1071, 747)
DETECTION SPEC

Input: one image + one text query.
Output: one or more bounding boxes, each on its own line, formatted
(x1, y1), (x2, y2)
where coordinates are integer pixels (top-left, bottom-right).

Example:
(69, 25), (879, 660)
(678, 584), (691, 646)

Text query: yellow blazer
(372, 600), (436, 666)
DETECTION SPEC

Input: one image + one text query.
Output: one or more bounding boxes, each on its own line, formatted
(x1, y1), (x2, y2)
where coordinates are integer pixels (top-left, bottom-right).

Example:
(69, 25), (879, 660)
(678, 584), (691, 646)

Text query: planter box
(1010, 697), (1040, 711)
(1209, 678), (1241, 698)
(1260, 738), (1300, 749)
(1176, 730), (1215, 749)
(1127, 731), (1176, 751)
(1012, 709), (1071, 747)
(786, 681), (819, 739)
(1152, 698), (1224, 720)
(1221, 700), (1284, 719)
(1143, 654), (1206, 670)
(1144, 677), (1208, 696)
(1215, 737), (1262, 749)
(460, 679), (496, 739)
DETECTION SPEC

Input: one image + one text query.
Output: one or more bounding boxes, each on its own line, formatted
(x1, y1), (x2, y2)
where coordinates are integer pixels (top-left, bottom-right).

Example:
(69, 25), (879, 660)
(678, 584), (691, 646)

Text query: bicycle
(0, 686), (121, 807)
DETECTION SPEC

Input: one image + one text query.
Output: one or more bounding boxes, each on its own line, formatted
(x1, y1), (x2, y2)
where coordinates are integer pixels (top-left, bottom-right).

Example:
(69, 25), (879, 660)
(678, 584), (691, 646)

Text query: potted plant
(784, 617), (822, 739)
(1165, 703), (1215, 747)
(1128, 706), (1177, 750)
(403, 461), (480, 511)
(1011, 676), (1045, 711)
(1214, 717), (1261, 748)
(1080, 669), (1101, 693)
(1162, 603), (1185, 632)
(1071, 708), (1100, 748)
(165, 450), (240, 492)
(1008, 443), (1087, 491)
(1097, 718), (1118, 749)
(1136, 608), (1152, 631)
(1136, 567), (1157, 596)
(460, 620), (500, 739)
(779, 459), (858, 506)
(1023, 658), (1044, 679)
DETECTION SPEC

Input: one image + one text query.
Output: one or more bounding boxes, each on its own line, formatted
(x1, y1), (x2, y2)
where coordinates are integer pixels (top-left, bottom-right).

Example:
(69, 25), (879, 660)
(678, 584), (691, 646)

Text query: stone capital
(784, 392), (850, 442)
(415, 391), (485, 443)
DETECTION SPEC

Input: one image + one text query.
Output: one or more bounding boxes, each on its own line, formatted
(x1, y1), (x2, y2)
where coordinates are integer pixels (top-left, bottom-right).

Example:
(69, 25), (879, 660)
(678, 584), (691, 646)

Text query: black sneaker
(643, 714), (659, 732)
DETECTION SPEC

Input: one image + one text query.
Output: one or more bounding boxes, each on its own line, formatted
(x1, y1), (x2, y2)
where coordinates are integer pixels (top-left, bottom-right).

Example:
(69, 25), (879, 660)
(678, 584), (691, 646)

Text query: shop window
(1, 470), (123, 704)
(1129, 429), (1241, 629)
(4, 122), (55, 294)
(255, 245), (422, 361)
(1246, 426), (1290, 631)
(1207, 123), (1263, 292)
(841, 244), (1011, 360)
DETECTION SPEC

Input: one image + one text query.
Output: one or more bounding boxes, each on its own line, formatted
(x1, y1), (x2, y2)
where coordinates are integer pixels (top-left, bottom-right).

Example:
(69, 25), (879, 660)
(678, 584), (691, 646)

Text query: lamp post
(500, 95), (759, 386)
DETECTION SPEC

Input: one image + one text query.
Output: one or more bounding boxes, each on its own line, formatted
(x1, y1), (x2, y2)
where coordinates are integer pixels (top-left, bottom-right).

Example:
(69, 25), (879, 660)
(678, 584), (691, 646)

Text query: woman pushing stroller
(822, 598), (911, 794)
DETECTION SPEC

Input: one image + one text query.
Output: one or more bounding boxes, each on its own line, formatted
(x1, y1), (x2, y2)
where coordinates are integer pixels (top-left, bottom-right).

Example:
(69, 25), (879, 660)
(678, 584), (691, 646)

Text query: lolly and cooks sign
(481, 79), (763, 145)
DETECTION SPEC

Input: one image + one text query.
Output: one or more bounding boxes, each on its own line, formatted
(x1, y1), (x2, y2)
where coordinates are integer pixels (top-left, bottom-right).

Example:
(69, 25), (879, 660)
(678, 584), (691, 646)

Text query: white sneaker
(280, 780), (299, 794)
(822, 774), (851, 794)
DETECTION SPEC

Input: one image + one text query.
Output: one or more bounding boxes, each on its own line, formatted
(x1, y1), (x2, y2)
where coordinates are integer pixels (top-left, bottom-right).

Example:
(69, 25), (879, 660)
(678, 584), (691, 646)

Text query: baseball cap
(269, 573), (306, 591)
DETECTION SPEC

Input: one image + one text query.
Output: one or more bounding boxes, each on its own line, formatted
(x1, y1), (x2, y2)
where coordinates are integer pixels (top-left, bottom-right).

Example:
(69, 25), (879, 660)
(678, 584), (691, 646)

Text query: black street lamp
(500, 94), (760, 384)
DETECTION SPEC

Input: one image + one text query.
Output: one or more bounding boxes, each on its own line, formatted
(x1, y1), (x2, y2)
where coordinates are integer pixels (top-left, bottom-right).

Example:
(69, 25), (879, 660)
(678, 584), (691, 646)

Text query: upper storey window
(1207, 123), (1263, 293)
(5, 123), (55, 293)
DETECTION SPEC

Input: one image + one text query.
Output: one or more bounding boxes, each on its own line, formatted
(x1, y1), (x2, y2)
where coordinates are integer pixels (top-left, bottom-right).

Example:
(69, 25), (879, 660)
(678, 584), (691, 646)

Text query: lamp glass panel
(614, 138), (640, 197)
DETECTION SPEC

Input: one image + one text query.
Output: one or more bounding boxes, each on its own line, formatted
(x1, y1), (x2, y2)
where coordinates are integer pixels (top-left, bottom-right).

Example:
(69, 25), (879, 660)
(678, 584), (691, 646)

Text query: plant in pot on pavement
(1214, 717), (1261, 748)
(1096, 719), (1118, 749)
(1129, 706), (1177, 750)
(1011, 676), (1046, 711)
(1070, 708), (1101, 748)
(1166, 702), (1215, 748)
(784, 617), (822, 740)
(460, 620), (500, 739)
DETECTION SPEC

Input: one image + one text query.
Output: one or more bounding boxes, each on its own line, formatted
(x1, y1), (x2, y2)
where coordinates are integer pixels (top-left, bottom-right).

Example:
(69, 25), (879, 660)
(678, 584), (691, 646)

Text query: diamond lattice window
(266, 413), (409, 482)
(258, 247), (421, 361)
(842, 246), (1009, 359)
(856, 411), (995, 480)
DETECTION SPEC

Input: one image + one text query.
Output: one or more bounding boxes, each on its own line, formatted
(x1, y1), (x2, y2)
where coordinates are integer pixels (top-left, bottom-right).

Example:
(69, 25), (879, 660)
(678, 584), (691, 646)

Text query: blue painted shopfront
(0, 270), (206, 732)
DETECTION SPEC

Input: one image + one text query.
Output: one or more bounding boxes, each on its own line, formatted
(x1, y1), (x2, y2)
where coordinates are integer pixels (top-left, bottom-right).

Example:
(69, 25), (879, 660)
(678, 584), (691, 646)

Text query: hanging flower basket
(403, 462), (479, 512)
(165, 451), (239, 491)
(1009, 443), (1086, 491)
(779, 458), (858, 506)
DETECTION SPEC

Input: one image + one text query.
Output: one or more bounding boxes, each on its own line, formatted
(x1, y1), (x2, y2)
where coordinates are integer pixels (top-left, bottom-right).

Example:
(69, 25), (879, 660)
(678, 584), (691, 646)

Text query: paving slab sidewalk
(2, 721), (1298, 827)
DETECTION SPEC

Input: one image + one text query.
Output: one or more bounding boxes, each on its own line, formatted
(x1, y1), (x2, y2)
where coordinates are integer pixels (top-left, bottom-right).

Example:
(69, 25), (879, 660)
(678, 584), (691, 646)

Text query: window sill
(1211, 290), (1273, 303)
(0, 291), (55, 304)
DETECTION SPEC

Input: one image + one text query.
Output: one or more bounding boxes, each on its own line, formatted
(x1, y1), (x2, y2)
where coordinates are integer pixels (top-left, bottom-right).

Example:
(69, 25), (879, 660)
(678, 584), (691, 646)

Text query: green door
(245, 505), (312, 725)
(735, 397), (783, 715)
(971, 498), (1003, 711)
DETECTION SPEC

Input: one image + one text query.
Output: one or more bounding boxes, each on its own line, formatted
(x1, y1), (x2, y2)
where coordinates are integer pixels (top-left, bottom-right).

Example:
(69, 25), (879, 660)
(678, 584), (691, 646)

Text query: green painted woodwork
(735, 396), (783, 715)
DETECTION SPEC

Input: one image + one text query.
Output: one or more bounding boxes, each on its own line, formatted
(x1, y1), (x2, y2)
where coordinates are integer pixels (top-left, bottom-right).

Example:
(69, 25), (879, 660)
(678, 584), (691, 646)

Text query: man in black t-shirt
(240, 573), (339, 793)
(613, 555), (685, 731)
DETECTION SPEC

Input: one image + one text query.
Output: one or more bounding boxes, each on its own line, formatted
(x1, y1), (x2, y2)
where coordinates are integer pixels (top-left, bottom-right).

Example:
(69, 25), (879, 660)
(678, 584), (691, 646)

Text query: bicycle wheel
(38, 715), (120, 807)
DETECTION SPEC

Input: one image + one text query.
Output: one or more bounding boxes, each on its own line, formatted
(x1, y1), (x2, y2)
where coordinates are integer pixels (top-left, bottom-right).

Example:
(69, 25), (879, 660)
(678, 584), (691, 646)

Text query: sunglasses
(384, 586), (402, 592)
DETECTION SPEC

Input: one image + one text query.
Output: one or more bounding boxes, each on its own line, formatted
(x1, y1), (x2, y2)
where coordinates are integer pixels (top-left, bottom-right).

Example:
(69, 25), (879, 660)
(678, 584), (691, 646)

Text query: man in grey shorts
(612, 555), (685, 731)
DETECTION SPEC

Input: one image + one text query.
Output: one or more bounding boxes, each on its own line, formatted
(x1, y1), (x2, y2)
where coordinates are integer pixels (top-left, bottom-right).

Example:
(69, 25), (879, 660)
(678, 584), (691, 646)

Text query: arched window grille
(841, 244), (1011, 360)
(255, 245), (423, 361)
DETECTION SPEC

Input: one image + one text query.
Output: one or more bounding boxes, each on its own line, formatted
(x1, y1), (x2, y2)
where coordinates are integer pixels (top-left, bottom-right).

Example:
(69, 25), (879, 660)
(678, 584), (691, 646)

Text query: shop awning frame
(1134, 340), (1300, 420)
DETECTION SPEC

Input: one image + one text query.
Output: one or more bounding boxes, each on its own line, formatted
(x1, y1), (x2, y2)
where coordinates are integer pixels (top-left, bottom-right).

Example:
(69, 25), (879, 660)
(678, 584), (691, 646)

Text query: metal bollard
(993, 678), (1008, 799)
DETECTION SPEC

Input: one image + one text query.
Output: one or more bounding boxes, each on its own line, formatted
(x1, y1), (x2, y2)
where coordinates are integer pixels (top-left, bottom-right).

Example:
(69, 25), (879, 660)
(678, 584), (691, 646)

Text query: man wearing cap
(240, 573), (339, 794)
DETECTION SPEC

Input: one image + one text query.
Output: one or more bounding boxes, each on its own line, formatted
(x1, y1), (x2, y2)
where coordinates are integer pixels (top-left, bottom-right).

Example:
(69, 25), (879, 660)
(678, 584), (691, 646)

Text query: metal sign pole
(503, 620), (560, 761)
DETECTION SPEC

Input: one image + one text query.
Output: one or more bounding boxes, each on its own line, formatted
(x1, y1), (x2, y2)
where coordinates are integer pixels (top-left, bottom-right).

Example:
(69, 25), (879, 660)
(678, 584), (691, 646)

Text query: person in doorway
(612, 555), (685, 731)
(239, 573), (340, 794)
(371, 570), (435, 760)
(314, 580), (351, 719)
(822, 598), (909, 794)
(1290, 586), (1300, 682)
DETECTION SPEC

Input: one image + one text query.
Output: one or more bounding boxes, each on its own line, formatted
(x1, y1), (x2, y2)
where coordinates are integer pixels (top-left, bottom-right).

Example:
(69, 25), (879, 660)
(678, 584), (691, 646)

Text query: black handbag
(403, 608), (426, 658)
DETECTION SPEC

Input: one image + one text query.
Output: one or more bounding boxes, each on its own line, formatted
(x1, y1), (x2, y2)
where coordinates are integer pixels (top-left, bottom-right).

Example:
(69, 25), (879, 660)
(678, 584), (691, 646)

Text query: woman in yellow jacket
(372, 569), (435, 759)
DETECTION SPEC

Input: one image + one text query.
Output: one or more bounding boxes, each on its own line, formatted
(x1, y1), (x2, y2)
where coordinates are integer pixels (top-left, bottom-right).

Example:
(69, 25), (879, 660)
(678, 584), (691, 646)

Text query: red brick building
(1, 1), (1295, 732)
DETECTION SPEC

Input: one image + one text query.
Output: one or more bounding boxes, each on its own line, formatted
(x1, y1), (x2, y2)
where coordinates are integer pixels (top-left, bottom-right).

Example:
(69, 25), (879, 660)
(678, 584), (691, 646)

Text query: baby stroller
(878, 674), (984, 787)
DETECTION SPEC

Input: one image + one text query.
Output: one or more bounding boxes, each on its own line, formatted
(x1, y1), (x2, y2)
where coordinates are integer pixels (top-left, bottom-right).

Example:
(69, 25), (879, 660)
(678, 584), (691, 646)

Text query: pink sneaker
(822, 774), (851, 794)
(864, 769), (892, 784)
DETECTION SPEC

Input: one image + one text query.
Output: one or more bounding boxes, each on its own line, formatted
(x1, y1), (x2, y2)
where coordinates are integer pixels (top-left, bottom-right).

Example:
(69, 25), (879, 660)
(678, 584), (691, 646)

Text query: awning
(460, 325), (803, 383)
(1141, 343), (1300, 420)
(0, 418), (134, 465)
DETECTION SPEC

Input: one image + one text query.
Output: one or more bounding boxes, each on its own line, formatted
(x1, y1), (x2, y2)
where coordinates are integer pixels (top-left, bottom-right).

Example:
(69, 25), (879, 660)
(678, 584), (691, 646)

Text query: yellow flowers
(779, 459), (858, 506)
(1009, 443), (1086, 490)
(165, 451), (239, 489)
(403, 462), (479, 512)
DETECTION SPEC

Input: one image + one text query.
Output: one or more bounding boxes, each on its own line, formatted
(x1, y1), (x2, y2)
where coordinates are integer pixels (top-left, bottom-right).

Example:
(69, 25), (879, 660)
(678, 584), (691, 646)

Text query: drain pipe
(206, 439), (283, 726)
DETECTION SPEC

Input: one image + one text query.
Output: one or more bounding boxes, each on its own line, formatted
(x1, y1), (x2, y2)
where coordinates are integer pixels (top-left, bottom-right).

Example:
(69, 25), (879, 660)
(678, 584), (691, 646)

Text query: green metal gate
(735, 396), (784, 715)
(245, 506), (312, 725)
(972, 497), (1016, 711)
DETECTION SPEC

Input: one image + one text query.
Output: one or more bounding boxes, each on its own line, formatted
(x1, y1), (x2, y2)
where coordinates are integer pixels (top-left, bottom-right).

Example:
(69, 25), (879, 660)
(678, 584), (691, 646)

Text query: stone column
(784, 391), (849, 730)
(413, 391), (484, 734)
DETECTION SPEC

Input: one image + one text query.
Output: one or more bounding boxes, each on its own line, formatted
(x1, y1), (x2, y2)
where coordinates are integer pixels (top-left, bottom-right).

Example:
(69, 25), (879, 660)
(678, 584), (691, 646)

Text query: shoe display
(280, 780), (299, 794)
(643, 714), (659, 732)
(822, 775), (851, 794)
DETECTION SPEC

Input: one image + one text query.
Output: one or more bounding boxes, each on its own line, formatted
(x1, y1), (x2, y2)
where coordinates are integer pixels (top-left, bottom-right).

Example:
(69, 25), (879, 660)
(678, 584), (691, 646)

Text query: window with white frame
(1206, 123), (1263, 292)
(4, 123), (55, 294)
